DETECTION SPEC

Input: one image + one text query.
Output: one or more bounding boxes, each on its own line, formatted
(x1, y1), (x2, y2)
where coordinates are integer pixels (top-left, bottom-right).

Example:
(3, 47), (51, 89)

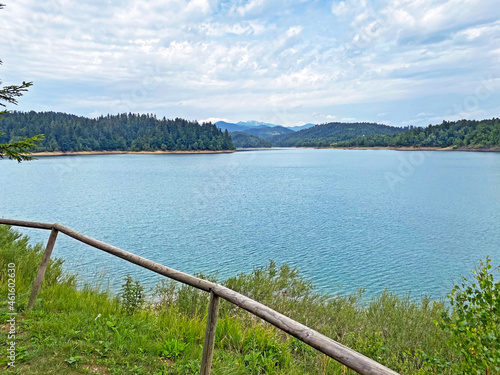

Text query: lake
(1, 148), (499, 299)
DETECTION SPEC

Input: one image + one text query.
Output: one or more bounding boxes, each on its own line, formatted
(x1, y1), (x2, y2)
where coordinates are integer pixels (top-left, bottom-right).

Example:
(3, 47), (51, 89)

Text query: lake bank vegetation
(0, 112), (234, 153)
(2, 226), (499, 374)
(331, 118), (500, 150)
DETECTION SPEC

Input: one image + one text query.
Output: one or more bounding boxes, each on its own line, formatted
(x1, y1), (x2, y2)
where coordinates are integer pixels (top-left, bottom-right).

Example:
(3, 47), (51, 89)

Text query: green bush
(436, 257), (500, 374)
(120, 274), (145, 315)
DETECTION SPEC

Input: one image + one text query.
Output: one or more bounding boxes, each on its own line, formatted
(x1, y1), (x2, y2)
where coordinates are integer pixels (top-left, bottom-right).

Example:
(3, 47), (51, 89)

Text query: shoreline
(28, 147), (500, 156)
(31, 149), (236, 156)
(326, 146), (500, 152)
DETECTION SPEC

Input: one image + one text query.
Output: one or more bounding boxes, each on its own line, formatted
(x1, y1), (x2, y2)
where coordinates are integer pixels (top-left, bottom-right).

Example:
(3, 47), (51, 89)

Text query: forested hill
(0, 111), (234, 152)
(230, 132), (272, 148)
(270, 122), (405, 147)
(332, 118), (500, 148)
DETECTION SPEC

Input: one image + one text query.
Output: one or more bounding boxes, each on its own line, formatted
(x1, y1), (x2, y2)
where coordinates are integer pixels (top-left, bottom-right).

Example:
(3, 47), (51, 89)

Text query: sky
(1, 0), (499, 127)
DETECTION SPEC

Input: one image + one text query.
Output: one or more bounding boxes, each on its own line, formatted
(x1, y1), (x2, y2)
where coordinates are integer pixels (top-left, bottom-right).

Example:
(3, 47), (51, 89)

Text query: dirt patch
(85, 364), (109, 374)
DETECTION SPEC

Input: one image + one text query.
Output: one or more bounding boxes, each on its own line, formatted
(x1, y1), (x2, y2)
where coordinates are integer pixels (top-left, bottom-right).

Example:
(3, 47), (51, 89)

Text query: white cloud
(286, 25), (303, 37)
(332, 0), (367, 17)
(331, 1), (349, 17)
(455, 21), (500, 41)
(234, 0), (265, 16)
(0, 0), (498, 126)
(200, 21), (268, 37)
(199, 117), (231, 124)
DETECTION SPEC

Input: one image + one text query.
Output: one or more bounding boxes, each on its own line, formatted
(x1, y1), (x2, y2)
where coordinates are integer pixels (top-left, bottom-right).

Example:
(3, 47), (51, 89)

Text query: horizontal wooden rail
(0, 218), (399, 375)
(0, 218), (54, 230)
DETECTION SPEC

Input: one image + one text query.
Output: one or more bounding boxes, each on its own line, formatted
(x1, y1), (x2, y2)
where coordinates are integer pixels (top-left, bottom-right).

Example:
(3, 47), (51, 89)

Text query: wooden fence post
(27, 228), (58, 310)
(200, 290), (220, 375)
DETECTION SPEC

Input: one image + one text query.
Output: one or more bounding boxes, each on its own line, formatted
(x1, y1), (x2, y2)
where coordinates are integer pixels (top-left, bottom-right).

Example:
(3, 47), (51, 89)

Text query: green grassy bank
(1, 225), (498, 374)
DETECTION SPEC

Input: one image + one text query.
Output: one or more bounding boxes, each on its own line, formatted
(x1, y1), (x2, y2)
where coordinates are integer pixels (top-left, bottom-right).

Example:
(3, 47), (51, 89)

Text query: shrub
(437, 257), (500, 374)
(120, 274), (144, 315)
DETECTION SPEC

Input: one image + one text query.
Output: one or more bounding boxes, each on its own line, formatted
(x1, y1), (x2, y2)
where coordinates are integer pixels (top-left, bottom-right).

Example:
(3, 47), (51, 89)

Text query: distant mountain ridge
(215, 120), (295, 140)
(215, 120), (280, 132)
(235, 121), (280, 128)
(215, 120), (314, 133)
(288, 123), (316, 131)
(214, 121), (249, 132)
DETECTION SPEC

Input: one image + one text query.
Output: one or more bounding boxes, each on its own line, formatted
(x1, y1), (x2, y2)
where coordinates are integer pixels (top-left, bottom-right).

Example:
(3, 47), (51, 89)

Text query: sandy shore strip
(31, 150), (237, 156)
(326, 146), (500, 152)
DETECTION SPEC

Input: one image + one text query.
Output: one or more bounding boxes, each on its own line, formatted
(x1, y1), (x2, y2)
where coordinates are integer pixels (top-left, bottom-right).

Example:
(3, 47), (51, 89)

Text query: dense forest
(332, 118), (500, 148)
(0, 111), (234, 152)
(270, 122), (405, 147)
(230, 132), (272, 148)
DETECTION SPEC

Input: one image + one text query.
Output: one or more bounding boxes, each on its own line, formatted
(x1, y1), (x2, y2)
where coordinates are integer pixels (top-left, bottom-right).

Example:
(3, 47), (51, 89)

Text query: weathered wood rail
(0, 218), (400, 375)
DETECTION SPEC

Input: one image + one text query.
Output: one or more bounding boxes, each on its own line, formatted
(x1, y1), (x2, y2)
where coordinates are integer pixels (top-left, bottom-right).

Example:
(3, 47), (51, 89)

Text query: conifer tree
(0, 3), (43, 162)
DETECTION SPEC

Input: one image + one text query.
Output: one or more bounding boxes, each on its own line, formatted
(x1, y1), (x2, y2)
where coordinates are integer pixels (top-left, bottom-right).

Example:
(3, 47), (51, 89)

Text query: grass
(0, 225), (464, 374)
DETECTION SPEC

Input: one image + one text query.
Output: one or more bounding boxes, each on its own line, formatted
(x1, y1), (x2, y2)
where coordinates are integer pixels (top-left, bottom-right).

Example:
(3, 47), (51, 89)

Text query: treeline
(0, 111), (234, 152)
(332, 118), (500, 148)
(270, 122), (405, 147)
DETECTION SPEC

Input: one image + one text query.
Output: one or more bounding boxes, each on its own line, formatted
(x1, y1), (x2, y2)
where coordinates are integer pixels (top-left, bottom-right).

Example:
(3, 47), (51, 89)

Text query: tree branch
(0, 81), (33, 107)
(0, 133), (44, 162)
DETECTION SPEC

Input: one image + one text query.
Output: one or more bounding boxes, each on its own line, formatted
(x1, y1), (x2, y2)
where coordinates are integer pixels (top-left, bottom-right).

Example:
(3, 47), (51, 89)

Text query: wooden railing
(0, 218), (400, 375)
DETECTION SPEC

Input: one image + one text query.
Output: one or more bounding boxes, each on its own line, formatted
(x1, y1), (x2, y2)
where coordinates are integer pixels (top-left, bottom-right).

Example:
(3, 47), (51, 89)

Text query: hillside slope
(332, 118), (500, 148)
(271, 122), (405, 147)
(231, 132), (272, 148)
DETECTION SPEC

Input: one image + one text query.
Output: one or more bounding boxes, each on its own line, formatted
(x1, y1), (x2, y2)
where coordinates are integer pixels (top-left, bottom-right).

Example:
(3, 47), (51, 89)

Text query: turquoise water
(1, 148), (499, 298)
